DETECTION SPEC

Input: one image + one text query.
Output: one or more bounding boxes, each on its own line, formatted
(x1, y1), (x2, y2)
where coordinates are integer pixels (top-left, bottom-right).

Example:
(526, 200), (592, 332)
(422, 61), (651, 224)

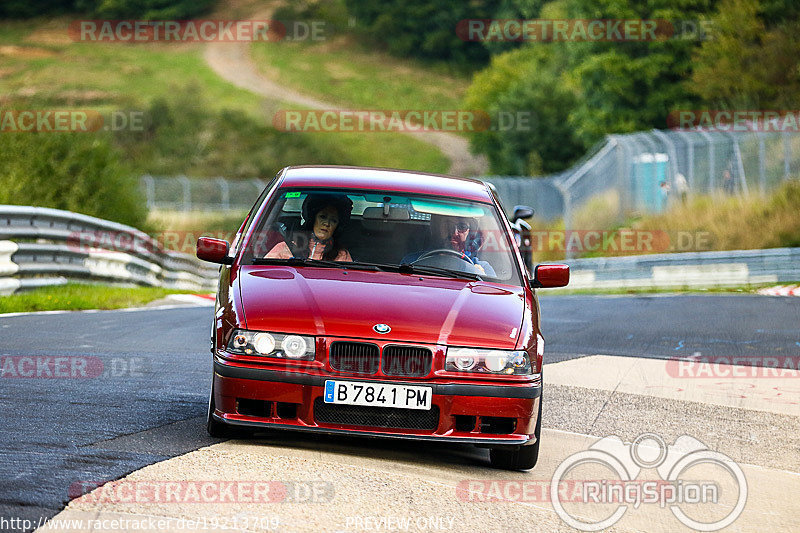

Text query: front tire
(490, 395), (542, 470)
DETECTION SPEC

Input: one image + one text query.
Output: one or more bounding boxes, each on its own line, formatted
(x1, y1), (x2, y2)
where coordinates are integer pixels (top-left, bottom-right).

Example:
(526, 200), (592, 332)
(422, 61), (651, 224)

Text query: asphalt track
(0, 294), (798, 531)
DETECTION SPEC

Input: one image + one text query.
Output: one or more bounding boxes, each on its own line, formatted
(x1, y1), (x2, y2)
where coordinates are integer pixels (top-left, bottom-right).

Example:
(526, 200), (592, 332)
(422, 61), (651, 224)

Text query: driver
(403, 214), (496, 277)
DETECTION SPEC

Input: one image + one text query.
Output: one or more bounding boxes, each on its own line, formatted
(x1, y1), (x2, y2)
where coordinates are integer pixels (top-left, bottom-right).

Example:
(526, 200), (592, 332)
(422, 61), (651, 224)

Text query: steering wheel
(413, 248), (472, 264)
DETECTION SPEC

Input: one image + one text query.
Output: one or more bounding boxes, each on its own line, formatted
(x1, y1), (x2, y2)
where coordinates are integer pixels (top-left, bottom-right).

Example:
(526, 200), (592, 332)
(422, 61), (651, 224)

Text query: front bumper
(212, 357), (541, 446)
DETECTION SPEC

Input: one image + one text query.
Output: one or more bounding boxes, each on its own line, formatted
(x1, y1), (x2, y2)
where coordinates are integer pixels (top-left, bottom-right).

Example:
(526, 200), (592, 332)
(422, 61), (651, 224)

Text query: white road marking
(544, 354), (800, 416)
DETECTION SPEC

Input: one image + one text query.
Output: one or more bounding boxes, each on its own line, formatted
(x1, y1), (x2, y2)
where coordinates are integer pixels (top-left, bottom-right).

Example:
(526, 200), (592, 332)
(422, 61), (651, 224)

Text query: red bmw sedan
(197, 166), (568, 470)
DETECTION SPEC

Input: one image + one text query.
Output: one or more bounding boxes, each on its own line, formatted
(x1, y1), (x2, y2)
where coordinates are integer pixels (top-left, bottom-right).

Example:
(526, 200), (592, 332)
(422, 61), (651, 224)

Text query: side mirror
(197, 237), (233, 265)
(531, 264), (569, 288)
(511, 205), (534, 223)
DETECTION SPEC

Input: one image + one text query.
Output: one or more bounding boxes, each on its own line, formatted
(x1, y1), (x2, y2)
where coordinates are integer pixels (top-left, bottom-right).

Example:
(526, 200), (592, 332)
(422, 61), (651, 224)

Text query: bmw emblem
(373, 324), (391, 334)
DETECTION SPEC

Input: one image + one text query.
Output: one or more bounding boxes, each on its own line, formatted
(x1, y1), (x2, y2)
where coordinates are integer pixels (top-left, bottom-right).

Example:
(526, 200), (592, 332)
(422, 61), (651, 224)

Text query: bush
(633, 179), (800, 252)
(0, 132), (148, 228)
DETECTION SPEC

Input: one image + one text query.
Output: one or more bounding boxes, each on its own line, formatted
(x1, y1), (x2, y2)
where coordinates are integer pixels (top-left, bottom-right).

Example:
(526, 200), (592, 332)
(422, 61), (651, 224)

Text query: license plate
(323, 380), (432, 410)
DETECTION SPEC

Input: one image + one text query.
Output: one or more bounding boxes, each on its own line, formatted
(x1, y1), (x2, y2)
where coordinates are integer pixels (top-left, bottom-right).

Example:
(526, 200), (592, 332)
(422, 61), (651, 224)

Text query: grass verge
(250, 36), (469, 114)
(0, 18), (448, 174)
(0, 284), (194, 313)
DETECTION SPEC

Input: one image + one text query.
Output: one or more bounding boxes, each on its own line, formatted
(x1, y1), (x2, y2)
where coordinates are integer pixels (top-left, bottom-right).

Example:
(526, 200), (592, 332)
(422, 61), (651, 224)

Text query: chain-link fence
(141, 175), (266, 212)
(549, 128), (799, 230)
(141, 128), (799, 226)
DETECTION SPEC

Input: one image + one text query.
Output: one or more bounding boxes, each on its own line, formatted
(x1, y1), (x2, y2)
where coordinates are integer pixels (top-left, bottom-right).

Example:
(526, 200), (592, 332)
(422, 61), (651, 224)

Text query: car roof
(279, 166), (494, 203)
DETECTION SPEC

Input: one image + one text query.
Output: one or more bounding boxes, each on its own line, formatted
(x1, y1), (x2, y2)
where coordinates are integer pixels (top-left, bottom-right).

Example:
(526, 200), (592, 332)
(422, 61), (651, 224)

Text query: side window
(230, 173), (280, 256)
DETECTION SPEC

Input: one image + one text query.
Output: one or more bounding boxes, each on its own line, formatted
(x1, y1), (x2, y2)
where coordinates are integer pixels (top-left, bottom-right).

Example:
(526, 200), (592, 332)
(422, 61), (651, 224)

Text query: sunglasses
(448, 222), (470, 233)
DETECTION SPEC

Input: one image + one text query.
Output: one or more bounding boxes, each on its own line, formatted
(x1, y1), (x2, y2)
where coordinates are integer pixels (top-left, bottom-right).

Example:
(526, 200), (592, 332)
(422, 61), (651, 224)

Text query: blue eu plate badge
(324, 380), (335, 402)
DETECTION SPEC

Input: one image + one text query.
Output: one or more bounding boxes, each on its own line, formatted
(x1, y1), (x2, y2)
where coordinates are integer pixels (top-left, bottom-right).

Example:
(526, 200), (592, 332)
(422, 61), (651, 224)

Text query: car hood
(238, 266), (525, 348)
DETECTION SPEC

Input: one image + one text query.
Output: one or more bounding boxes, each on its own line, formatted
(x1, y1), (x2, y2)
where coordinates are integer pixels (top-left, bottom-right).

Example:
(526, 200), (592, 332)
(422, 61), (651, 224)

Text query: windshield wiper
(252, 257), (480, 280)
(251, 257), (381, 271)
(398, 262), (482, 281)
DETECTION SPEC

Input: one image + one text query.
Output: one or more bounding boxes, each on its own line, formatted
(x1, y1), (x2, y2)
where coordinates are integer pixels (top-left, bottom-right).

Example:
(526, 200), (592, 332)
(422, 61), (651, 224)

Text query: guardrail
(557, 247), (800, 290)
(0, 205), (219, 295)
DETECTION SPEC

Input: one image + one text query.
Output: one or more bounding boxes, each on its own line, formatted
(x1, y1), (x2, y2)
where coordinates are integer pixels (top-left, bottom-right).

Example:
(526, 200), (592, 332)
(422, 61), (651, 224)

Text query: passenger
(266, 194), (353, 261)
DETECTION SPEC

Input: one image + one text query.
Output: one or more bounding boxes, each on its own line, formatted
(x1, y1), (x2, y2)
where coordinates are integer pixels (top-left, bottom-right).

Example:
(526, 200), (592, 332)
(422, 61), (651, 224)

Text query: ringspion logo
(550, 433), (747, 531)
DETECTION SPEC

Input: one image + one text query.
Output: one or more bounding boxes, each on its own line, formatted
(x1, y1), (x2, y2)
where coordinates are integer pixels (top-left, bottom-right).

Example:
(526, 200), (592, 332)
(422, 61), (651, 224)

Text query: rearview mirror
(531, 264), (569, 288)
(511, 205), (534, 223)
(197, 237), (233, 265)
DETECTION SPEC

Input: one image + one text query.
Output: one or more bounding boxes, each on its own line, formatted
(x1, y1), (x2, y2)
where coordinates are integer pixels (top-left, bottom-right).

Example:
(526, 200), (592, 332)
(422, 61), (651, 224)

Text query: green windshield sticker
(285, 191), (302, 198)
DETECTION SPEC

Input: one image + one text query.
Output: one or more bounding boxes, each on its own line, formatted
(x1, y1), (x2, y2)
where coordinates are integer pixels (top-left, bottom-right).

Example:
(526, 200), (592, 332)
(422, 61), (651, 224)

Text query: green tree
(560, 0), (709, 146)
(690, 0), (800, 109)
(465, 46), (581, 174)
(344, 0), (542, 67)
(465, 0), (714, 173)
(0, 133), (148, 228)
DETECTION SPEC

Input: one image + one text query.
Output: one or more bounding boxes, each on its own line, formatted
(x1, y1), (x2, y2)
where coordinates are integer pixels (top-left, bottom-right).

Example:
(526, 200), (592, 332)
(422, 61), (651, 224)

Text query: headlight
(452, 348), (477, 371)
(445, 347), (533, 375)
(281, 335), (308, 358)
(226, 329), (315, 360)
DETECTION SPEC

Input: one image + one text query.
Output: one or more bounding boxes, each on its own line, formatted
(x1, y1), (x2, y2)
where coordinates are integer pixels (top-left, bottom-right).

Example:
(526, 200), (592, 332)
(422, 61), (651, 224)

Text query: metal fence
(550, 128), (799, 230)
(554, 247), (800, 290)
(141, 175), (266, 212)
(0, 205), (219, 295)
(140, 128), (800, 225)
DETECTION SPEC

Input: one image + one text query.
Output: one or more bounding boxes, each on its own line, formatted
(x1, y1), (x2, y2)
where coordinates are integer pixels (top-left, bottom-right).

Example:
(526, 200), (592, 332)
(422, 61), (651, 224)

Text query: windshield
(242, 188), (523, 286)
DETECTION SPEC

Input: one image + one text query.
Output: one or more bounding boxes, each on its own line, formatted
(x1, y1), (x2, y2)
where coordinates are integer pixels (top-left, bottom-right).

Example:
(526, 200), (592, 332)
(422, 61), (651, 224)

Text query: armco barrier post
(179, 175), (191, 212)
(216, 178), (230, 211)
(758, 133), (767, 195)
(698, 130), (715, 192)
(783, 132), (792, 180)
